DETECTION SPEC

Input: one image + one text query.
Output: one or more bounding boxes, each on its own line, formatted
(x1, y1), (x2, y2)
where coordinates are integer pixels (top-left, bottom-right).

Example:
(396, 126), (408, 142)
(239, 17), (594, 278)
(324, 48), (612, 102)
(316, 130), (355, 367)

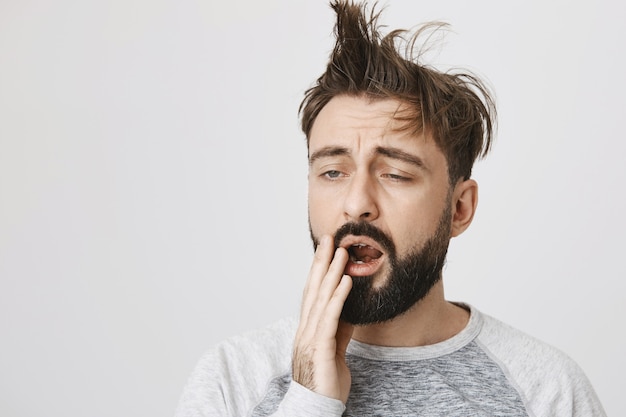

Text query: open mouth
(339, 236), (386, 277)
(348, 243), (383, 264)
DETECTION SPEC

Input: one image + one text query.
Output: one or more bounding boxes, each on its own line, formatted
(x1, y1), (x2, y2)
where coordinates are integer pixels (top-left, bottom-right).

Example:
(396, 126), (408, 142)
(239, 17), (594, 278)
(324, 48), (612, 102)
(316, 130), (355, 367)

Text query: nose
(343, 171), (379, 222)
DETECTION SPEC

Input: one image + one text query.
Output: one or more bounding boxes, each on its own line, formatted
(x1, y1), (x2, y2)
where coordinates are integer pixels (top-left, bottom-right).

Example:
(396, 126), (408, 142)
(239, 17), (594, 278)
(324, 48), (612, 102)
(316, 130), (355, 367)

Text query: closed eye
(382, 173), (411, 182)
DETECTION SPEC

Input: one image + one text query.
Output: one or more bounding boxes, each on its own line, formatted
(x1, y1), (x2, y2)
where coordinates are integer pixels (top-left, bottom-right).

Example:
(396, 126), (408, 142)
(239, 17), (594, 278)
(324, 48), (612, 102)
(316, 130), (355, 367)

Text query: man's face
(308, 95), (453, 325)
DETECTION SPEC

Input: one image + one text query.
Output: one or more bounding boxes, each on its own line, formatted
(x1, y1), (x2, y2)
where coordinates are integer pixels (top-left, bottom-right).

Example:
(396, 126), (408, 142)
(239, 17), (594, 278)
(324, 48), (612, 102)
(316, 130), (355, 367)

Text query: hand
(292, 235), (354, 403)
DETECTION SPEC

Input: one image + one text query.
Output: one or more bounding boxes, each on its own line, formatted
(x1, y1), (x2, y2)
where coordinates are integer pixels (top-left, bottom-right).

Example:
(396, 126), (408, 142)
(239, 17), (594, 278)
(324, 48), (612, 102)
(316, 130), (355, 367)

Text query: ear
(450, 179), (478, 238)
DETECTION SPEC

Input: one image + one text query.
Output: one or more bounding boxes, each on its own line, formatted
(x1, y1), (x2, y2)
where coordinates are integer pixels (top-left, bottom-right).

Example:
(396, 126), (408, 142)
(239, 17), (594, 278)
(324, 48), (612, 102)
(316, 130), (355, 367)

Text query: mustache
(332, 221), (396, 257)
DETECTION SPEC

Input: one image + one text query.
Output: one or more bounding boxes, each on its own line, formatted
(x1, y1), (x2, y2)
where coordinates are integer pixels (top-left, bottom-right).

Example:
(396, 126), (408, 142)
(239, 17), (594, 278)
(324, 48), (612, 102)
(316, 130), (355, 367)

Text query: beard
(310, 204), (452, 325)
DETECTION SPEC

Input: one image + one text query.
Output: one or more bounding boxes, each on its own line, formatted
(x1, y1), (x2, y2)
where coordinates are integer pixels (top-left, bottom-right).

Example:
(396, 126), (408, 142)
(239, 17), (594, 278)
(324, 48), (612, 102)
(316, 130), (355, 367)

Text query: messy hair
(300, 1), (496, 182)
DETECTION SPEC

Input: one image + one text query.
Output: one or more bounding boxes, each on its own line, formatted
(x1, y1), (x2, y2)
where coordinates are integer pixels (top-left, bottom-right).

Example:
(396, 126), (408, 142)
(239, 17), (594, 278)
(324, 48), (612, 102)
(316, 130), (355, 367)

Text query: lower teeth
(352, 257), (372, 264)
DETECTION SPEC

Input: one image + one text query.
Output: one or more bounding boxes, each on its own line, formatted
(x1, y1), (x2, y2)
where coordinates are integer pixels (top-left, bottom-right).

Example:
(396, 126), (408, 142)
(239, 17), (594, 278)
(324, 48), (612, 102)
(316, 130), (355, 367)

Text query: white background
(1, 0), (624, 416)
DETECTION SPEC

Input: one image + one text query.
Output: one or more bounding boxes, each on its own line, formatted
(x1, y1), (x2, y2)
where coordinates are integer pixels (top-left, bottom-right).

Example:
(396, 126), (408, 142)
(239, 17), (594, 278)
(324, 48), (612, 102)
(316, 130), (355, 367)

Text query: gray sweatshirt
(175, 305), (605, 416)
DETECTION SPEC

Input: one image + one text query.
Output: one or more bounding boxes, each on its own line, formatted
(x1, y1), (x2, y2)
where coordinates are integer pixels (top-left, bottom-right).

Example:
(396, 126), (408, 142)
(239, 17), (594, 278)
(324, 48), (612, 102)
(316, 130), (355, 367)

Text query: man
(176, 1), (606, 416)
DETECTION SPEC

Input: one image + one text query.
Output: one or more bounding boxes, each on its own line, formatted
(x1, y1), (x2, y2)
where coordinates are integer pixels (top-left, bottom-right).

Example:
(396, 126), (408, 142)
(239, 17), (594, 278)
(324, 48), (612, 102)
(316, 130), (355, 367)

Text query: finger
(300, 235), (334, 319)
(336, 318), (355, 357)
(297, 235), (333, 338)
(299, 248), (349, 342)
(305, 247), (349, 328)
(307, 234), (335, 287)
(326, 273), (352, 323)
(316, 273), (352, 341)
(315, 247), (349, 306)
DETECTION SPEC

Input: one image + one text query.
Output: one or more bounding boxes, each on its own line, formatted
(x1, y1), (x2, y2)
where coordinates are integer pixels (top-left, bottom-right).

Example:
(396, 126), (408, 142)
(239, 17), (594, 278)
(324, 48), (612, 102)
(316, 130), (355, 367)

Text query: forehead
(310, 95), (410, 141)
(308, 95), (446, 166)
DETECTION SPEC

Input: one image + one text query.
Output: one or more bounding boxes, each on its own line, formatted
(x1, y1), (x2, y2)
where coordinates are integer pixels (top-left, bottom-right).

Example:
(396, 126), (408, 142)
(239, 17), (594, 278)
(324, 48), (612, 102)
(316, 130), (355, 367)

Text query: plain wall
(1, 0), (624, 416)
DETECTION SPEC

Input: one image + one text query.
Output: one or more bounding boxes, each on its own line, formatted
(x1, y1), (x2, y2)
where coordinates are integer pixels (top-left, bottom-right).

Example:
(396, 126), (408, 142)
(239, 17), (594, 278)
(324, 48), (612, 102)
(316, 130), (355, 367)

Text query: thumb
(336, 319), (354, 356)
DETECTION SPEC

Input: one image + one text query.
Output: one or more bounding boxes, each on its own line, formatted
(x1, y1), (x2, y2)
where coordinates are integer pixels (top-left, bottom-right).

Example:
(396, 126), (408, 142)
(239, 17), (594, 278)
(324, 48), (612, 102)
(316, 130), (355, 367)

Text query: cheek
(387, 201), (442, 252)
(307, 189), (352, 242)
(308, 188), (334, 235)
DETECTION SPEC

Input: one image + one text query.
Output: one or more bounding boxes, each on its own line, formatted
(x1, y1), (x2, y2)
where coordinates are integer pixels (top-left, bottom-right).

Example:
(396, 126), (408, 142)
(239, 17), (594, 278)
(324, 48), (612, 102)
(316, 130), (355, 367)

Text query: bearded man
(175, 2), (606, 416)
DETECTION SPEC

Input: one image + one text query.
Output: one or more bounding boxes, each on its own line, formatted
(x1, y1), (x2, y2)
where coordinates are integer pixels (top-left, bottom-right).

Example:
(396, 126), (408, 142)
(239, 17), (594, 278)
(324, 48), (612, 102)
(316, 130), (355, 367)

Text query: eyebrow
(375, 146), (427, 170)
(309, 145), (427, 171)
(308, 146), (350, 166)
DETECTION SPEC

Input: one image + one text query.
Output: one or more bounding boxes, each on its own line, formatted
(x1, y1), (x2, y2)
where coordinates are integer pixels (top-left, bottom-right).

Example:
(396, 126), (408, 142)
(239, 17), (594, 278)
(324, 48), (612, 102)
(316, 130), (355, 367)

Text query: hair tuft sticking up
(300, 0), (496, 182)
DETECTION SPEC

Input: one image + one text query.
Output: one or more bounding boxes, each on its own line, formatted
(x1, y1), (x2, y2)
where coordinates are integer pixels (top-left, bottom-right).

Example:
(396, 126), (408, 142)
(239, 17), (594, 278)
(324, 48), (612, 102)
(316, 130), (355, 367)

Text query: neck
(351, 281), (469, 347)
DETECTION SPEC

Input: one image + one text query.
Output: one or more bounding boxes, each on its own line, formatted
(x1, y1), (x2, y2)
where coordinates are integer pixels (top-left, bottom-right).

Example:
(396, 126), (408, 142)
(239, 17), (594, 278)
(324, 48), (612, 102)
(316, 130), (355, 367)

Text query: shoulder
(476, 312), (572, 371)
(175, 317), (298, 417)
(475, 310), (606, 417)
(212, 316), (298, 369)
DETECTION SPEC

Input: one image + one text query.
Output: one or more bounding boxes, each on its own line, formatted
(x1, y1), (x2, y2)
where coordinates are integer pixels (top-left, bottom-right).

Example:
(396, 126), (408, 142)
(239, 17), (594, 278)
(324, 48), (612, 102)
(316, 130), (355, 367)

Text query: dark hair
(300, 1), (496, 182)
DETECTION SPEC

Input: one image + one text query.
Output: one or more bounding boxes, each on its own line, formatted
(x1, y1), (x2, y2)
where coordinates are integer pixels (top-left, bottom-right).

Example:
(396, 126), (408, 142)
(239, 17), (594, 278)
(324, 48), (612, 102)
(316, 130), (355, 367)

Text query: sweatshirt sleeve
(174, 346), (345, 417)
(272, 381), (346, 417)
(175, 317), (346, 417)
(174, 347), (231, 417)
(477, 314), (606, 417)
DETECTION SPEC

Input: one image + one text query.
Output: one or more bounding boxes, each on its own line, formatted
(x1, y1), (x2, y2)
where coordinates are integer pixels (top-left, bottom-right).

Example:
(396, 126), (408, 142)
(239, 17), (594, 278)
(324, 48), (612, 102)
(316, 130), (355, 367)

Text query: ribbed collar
(346, 303), (483, 361)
